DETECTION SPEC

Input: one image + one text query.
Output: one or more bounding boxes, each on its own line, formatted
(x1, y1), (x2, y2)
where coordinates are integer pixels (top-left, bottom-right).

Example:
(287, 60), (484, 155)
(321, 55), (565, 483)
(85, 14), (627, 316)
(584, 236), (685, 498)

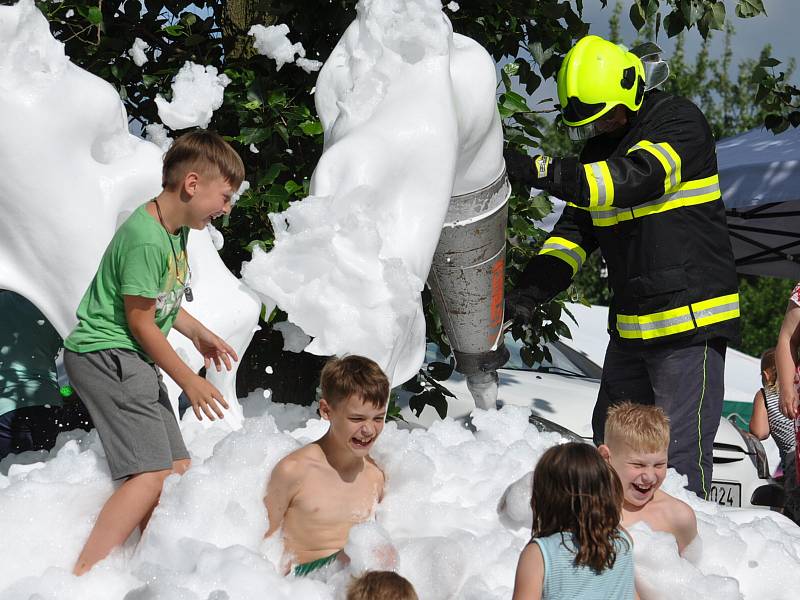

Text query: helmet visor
(564, 110), (621, 141)
(562, 96), (607, 126)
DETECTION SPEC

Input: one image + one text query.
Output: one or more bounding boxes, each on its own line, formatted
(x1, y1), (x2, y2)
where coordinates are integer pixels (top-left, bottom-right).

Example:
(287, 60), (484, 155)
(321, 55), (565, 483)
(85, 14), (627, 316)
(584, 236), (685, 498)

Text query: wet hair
(346, 571), (418, 600)
(531, 442), (627, 573)
(162, 129), (245, 191)
(760, 348), (778, 390)
(604, 401), (670, 454)
(320, 355), (390, 409)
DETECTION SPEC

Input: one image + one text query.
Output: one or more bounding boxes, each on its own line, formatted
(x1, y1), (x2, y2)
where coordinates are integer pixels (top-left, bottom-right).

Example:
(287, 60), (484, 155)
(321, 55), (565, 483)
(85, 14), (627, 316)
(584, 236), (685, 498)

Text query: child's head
(531, 442), (625, 573)
(598, 402), (670, 509)
(161, 130), (245, 229)
(346, 571), (418, 600)
(162, 130), (245, 191)
(760, 348), (777, 389)
(319, 355), (390, 456)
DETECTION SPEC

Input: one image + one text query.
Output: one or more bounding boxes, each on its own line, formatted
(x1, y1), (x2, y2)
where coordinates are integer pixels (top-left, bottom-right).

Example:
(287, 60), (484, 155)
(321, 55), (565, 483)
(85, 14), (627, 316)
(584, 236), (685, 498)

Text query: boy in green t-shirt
(63, 130), (245, 575)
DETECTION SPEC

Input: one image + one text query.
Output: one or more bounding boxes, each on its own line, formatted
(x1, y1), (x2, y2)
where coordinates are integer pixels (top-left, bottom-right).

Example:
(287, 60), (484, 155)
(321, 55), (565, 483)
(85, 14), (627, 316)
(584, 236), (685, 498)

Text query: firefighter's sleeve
(545, 103), (710, 210)
(514, 203), (599, 303)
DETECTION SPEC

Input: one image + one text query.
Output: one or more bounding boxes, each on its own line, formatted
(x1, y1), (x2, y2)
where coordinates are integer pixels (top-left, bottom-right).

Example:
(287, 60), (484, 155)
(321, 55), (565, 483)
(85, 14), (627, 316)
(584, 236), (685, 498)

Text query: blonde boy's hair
(346, 571), (418, 600)
(162, 129), (245, 191)
(604, 402), (670, 453)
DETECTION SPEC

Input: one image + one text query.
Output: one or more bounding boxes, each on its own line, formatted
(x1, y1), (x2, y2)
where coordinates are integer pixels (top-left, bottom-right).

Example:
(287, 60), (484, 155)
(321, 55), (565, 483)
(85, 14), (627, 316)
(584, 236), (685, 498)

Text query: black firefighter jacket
(518, 90), (740, 347)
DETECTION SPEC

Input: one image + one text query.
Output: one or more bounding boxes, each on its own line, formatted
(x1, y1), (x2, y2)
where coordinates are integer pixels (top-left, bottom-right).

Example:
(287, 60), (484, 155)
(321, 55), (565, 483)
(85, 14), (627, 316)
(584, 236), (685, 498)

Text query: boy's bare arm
(173, 308), (238, 373)
(671, 500), (698, 556)
(264, 456), (304, 539)
(124, 295), (228, 420)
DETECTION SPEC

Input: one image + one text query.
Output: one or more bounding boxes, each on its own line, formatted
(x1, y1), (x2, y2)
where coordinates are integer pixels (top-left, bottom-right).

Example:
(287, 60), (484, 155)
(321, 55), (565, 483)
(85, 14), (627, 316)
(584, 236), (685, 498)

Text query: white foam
(144, 122), (173, 151)
(273, 320), (312, 353)
(241, 0), (504, 385)
(249, 23), (306, 71)
(128, 37), (149, 66)
(155, 61), (231, 130)
(0, 0), (261, 420)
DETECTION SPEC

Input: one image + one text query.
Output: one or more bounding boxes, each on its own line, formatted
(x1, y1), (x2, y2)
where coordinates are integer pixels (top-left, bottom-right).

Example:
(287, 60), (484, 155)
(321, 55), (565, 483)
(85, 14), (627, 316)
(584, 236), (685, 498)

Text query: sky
(524, 0), (799, 108)
(582, 0), (798, 70)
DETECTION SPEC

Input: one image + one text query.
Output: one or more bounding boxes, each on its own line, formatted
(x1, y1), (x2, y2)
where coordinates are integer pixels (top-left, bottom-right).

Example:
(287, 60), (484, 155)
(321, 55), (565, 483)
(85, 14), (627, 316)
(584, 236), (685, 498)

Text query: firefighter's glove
(504, 151), (581, 199)
(505, 284), (550, 324)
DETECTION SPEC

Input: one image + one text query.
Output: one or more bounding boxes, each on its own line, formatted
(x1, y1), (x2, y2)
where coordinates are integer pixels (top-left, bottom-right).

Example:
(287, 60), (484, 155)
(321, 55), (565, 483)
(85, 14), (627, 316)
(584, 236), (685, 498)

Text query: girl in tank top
(512, 442), (638, 600)
(749, 348), (796, 459)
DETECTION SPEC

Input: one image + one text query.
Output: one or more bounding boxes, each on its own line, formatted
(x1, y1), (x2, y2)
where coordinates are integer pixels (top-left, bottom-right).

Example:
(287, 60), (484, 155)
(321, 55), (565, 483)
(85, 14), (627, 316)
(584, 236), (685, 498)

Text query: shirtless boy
(264, 355), (388, 576)
(599, 402), (697, 555)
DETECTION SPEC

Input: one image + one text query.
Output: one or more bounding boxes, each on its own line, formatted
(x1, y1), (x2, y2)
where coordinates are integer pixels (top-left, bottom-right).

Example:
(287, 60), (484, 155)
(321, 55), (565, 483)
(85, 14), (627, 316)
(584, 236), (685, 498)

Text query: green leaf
(502, 61), (520, 77)
(87, 6), (102, 25)
(298, 120), (323, 136)
(500, 91), (531, 115)
(163, 24), (184, 37)
(764, 113), (783, 131)
(426, 360), (454, 381)
(789, 111), (800, 128)
(735, 0), (766, 18)
(663, 10), (685, 37)
(267, 90), (288, 108)
(258, 163), (287, 186)
(265, 184), (290, 206)
(680, 0), (703, 26)
(759, 57), (781, 68)
(237, 127), (270, 145)
(629, 2), (645, 31)
(284, 180), (303, 195)
(710, 1), (726, 29)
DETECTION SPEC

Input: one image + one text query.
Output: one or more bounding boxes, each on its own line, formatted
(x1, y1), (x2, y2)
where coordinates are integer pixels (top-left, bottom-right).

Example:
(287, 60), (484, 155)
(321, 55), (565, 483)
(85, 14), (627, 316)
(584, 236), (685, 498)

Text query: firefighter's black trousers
(592, 337), (727, 499)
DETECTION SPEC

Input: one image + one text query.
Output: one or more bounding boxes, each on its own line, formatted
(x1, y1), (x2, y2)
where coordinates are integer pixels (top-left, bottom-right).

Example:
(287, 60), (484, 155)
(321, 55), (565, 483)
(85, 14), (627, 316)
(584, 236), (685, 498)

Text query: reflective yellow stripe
(584, 164), (599, 207)
(578, 174), (720, 227)
(538, 236), (587, 276)
(627, 140), (682, 193)
(616, 292), (739, 340)
(583, 161), (614, 207)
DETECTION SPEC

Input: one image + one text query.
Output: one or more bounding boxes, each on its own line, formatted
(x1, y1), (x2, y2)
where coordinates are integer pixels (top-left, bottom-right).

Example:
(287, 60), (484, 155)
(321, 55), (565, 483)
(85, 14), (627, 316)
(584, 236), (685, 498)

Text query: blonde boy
(264, 355), (388, 577)
(598, 402), (697, 555)
(64, 130), (243, 575)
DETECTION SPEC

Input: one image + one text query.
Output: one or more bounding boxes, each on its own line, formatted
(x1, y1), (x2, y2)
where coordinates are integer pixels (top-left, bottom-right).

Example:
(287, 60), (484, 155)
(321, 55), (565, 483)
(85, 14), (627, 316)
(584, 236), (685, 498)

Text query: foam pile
(242, 0), (505, 385)
(155, 62), (232, 130)
(2, 398), (800, 599)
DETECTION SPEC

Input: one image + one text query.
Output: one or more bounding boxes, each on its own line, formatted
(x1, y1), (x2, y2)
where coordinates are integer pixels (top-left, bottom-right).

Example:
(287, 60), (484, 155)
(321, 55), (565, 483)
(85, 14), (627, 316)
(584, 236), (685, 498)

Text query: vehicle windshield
(425, 335), (603, 379)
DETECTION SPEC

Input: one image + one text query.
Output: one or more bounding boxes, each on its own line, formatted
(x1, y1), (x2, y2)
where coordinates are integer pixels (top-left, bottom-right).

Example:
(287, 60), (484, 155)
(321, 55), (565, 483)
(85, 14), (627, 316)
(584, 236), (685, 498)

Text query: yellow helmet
(557, 35), (646, 140)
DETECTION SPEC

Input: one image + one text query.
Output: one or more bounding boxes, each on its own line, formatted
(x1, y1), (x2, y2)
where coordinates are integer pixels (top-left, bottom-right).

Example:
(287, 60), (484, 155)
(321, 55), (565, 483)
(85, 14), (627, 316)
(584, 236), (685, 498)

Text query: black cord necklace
(152, 199), (194, 302)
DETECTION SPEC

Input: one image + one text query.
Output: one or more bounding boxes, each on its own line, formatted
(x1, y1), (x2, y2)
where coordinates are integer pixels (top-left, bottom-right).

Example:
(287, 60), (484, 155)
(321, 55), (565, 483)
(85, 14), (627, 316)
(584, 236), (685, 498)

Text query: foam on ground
(2, 398), (799, 599)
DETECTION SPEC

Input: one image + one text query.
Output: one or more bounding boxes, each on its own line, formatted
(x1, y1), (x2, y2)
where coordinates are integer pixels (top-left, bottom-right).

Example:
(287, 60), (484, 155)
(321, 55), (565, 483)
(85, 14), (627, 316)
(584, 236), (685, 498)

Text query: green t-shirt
(64, 203), (189, 359)
(0, 291), (63, 417)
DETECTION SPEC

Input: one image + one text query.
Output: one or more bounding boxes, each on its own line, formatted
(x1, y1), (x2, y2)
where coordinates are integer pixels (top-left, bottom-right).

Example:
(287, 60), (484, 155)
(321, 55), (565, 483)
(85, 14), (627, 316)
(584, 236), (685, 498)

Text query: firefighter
(505, 35), (740, 499)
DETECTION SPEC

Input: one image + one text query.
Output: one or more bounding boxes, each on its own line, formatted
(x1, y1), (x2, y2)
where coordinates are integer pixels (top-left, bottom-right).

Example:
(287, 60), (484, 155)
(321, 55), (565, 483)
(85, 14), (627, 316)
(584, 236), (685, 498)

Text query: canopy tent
(717, 125), (800, 279)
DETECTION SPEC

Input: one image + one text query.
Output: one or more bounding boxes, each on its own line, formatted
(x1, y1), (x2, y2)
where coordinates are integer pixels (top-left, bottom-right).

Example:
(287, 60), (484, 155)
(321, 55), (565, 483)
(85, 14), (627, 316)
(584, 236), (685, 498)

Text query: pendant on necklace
(184, 286), (194, 302)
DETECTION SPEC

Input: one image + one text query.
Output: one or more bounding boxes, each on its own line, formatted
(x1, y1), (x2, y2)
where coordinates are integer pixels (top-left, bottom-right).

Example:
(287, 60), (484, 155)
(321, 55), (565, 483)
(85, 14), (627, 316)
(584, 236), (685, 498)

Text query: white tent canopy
(717, 125), (800, 279)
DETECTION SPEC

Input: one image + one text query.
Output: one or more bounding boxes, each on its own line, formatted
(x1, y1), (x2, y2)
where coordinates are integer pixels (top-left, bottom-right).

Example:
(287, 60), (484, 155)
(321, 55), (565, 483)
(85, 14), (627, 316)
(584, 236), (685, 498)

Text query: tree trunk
(221, 0), (275, 59)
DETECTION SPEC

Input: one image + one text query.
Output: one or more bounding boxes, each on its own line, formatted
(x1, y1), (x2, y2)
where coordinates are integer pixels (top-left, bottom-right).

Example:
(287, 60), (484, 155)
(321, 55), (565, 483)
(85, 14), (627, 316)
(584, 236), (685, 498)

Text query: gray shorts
(63, 348), (190, 480)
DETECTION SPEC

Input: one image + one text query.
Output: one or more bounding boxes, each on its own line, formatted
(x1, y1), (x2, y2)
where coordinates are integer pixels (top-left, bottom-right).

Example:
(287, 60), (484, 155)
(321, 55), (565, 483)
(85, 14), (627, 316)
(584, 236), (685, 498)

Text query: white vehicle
(397, 334), (784, 509)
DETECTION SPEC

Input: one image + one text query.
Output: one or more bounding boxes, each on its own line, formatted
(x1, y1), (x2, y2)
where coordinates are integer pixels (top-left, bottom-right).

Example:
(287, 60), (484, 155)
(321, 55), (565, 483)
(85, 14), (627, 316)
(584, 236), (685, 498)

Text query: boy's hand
(190, 327), (239, 373)
(183, 374), (229, 421)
